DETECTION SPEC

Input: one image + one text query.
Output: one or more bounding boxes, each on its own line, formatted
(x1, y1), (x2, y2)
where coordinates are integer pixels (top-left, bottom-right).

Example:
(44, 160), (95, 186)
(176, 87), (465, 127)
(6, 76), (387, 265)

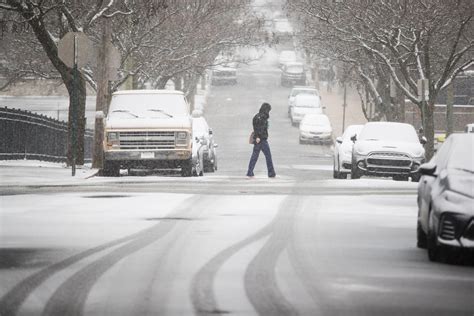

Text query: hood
(106, 116), (192, 129)
(294, 107), (323, 115)
(354, 140), (424, 157)
(301, 125), (332, 133)
(446, 169), (474, 198)
(259, 102), (271, 117)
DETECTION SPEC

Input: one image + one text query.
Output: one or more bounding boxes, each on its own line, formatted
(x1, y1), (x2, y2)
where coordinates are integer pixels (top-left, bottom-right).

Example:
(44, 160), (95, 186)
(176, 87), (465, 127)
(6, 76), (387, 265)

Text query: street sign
(58, 32), (93, 68)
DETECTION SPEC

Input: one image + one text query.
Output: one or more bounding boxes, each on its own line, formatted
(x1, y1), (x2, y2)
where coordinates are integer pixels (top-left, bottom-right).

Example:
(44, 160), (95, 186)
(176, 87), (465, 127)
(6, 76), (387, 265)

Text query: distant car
(281, 62), (306, 87)
(351, 122), (426, 181)
(192, 111), (218, 174)
(288, 86), (320, 117)
(333, 124), (364, 179)
(278, 50), (297, 68)
(290, 94), (323, 126)
(465, 123), (474, 133)
(211, 65), (237, 85)
(416, 134), (474, 262)
(299, 114), (333, 145)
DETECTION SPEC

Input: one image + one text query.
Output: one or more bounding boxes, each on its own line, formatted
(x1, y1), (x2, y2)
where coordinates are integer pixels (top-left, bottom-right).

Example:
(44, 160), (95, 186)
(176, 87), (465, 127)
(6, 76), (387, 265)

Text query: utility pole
(342, 82), (347, 133)
(446, 82), (454, 137)
(93, 18), (111, 169)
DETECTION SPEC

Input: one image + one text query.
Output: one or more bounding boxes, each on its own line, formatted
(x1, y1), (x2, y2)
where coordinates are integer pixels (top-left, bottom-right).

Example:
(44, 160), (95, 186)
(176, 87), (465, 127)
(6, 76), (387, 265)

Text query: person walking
(246, 102), (276, 178)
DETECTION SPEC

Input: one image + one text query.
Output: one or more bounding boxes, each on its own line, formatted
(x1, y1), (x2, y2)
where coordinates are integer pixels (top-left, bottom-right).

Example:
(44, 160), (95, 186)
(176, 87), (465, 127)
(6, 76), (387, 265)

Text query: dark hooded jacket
(253, 103), (271, 141)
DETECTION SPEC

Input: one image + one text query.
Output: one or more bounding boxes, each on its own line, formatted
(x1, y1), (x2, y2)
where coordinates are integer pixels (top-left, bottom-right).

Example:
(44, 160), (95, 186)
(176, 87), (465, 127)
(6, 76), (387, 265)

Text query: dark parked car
(416, 133), (474, 262)
(281, 62), (306, 87)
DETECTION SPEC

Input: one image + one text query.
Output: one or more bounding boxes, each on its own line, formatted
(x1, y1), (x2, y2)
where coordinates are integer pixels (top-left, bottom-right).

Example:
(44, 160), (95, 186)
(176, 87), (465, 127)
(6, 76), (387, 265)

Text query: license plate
(141, 152), (154, 159)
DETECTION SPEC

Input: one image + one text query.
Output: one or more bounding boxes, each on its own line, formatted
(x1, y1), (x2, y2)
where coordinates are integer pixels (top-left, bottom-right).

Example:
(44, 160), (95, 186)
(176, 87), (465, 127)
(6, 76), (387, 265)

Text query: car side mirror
(419, 162), (437, 176)
(336, 136), (343, 144)
(350, 134), (357, 143)
(420, 136), (427, 145)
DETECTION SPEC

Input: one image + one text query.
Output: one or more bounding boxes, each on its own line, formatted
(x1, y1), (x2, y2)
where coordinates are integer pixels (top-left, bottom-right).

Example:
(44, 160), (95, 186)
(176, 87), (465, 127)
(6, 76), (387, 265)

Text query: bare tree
(288, 0), (474, 159)
(0, 0), (133, 165)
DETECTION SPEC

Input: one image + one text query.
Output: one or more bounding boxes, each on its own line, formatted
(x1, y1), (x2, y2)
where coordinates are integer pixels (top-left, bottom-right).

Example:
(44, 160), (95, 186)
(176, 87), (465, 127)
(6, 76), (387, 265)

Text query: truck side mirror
(209, 128), (213, 135)
(336, 136), (343, 144)
(350, 134), (357, 143)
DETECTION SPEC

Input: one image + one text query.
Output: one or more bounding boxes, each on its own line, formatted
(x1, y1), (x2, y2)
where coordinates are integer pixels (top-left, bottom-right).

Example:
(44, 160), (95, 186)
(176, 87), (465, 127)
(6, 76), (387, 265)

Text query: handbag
(248, 131), (255, 144)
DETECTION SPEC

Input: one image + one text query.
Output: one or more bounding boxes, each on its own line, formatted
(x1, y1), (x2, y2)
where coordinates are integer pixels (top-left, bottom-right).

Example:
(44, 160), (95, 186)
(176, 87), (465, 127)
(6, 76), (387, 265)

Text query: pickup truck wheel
(102, 160), (120, 177)
(181, 158), (193, 177)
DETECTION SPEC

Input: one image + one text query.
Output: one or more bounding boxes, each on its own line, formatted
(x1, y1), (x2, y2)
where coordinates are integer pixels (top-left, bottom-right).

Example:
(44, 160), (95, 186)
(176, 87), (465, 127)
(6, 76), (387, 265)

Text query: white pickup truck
(102, 90), (193, 176)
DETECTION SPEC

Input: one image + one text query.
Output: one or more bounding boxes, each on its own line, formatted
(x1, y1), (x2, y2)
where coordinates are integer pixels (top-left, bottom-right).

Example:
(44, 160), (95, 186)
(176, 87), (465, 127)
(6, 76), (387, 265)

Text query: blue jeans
(246, 139), (276, 177)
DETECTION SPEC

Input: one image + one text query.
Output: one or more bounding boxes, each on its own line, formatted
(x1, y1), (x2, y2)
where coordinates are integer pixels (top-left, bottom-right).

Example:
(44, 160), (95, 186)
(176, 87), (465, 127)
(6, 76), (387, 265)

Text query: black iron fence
(0, 107), (93, 162)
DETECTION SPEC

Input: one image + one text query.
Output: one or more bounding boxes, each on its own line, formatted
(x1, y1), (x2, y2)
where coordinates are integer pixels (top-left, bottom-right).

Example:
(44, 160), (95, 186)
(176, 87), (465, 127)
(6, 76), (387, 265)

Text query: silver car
(192, 113), (218, 174)
(417, 134), (474, 262)
(351, 122), (426, 181)
(333, 124), (364, 179)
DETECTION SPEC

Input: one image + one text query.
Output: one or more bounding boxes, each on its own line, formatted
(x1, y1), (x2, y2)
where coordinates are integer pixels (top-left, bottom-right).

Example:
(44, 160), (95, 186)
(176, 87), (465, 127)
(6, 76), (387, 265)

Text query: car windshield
(286, 65), (304, 73)
(359, 123), (419, 143)
(109, 93), (189, 117)
(449, 138), (474, 172)
(291, 89), (319, 98)
(295, 96), (320, 108)
(280, 51), (296, 60)
(343, 125), (364, 141)
(192, 118), (209, 138)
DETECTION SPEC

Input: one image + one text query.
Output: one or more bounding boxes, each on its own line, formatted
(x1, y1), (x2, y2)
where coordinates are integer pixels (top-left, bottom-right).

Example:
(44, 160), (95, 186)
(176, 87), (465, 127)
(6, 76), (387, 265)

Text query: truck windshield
(109, 93), (189, 117)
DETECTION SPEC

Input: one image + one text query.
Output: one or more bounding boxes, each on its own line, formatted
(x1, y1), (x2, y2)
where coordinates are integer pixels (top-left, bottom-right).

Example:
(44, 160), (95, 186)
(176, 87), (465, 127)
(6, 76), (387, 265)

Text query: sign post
(58, 32), (93, 176)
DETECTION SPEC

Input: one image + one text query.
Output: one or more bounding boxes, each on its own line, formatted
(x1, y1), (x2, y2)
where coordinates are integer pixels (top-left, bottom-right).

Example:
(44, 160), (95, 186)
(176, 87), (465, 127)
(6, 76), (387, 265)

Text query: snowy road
(2, 190), (473, 316)
(1, 49), (473, 315)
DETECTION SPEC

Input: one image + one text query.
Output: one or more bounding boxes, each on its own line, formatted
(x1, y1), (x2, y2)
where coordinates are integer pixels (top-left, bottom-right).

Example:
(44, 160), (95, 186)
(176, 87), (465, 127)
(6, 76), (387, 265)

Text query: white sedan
(333, 124), (364, 179)
(299, 114), (332, 144)
(192, 111), (218, 175)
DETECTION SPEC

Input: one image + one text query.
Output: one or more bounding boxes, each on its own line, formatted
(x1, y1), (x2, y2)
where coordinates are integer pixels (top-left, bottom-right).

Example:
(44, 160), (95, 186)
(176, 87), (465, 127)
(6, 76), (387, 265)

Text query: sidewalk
(0, 160), (98, 186)
(320, 83), (367, 136)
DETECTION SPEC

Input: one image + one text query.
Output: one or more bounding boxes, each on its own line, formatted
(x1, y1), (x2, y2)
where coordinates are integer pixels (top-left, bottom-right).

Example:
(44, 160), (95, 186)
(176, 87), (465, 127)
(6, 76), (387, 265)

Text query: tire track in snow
(0, 229), (146, 316)
(0, 195), (199, 316)
(41, 195), (204, 316)
(191, 196), (301, 316)
(243, 196), (301, 316)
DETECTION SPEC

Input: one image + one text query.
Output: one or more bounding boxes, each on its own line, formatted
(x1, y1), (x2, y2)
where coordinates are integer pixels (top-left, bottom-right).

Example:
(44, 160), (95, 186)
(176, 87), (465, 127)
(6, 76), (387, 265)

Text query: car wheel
(181, 158), (193, 177)
(417, 221), (427, 249)
(351, 164), (361, 179)
(427, 211), (440, 262)
(102, 160), (120, 177)
(411, 172), (421, 182)
(333, 161), (339, 179)
(340, 173), (348, 179)
(393, 175), (409, 181)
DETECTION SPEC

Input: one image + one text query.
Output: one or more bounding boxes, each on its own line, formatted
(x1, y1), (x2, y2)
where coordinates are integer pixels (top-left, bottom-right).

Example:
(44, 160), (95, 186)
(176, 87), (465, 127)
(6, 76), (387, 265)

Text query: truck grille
(118, 131), (175, 149)
(366, 152), (412, 168)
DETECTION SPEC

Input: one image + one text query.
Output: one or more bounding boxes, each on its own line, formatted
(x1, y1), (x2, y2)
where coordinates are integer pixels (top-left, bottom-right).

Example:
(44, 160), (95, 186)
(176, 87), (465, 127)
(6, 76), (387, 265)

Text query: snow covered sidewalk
(0, 160), (98, 186)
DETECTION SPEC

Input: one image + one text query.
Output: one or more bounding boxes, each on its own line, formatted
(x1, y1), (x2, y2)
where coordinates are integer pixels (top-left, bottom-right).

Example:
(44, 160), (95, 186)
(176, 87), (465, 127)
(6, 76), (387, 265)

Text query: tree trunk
(65, 73), (87, 166)
(11, 3), (87, 167)
(446, 83), (454, 137)
(424, 101), (435, 160)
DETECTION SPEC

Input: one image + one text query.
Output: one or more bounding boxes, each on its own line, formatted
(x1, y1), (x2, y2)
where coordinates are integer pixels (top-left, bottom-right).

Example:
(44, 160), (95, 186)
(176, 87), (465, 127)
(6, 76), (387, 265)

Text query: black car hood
(447, 169), (474, 198)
